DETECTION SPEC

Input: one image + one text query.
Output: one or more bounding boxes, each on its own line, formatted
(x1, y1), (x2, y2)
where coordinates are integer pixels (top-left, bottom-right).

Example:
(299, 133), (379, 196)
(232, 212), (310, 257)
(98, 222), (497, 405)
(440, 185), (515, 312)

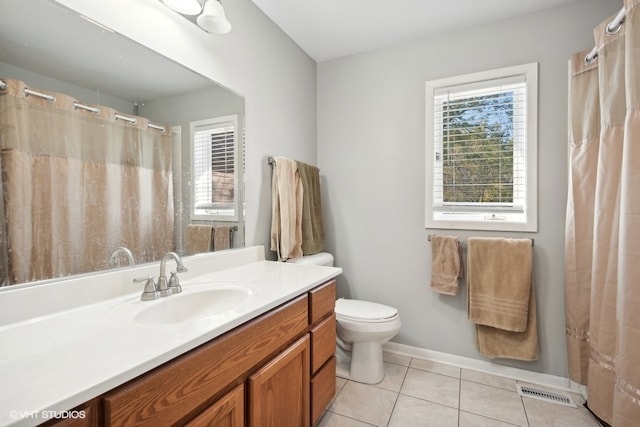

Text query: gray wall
(317, 0), (620, 377)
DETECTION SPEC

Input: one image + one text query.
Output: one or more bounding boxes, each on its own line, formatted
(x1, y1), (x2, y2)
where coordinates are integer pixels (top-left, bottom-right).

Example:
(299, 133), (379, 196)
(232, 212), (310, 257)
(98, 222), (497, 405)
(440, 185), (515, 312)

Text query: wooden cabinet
(52, 280), (337, 427)
(311, 356), (337, 424)
(308, 281), (336, 425)
(44, 400), (99, 427)
(248, 336), (310, 427)
(184, 385), (244, 427)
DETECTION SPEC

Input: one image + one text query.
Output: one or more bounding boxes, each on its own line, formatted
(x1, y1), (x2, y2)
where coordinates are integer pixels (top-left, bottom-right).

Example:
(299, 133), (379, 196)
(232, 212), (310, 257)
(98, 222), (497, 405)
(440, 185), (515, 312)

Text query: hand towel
(467, 237), (533, 332)
(185, 224), (212, 255)
(296, 160), (324, 255)
(430, 235), (463, 296)
(213, 226), (233, 251)
(270, 156), (303, 261)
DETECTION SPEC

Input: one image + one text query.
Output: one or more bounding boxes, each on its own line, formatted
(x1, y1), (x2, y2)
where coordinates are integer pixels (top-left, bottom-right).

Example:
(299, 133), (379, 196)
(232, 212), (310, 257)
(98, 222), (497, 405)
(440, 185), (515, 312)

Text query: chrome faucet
(132, 252), (188, 301)
(110, 246), (135, 267)
(156, 252), (188, 297)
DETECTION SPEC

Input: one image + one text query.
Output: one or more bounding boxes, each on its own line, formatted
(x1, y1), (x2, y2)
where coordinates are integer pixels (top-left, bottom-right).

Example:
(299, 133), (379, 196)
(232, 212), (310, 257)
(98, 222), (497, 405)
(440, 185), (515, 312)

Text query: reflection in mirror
(0, 0), (245, 286)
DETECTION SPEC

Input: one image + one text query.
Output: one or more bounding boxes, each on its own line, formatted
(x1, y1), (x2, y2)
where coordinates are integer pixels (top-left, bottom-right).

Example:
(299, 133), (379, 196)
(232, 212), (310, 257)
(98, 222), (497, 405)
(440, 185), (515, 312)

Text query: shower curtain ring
(584, 53), (598, 65)
(606, 17), (624, 35)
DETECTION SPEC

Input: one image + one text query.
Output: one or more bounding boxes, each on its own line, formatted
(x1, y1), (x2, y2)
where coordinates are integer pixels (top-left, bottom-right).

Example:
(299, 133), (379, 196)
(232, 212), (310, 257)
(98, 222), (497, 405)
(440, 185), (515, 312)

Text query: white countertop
(0, 249), (341, 426)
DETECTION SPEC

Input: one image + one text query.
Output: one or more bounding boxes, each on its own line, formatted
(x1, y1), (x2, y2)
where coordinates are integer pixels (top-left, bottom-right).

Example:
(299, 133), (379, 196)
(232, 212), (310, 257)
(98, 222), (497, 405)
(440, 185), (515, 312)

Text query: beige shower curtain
(0, 78), (174, 285)
(565, 1), (640, 425)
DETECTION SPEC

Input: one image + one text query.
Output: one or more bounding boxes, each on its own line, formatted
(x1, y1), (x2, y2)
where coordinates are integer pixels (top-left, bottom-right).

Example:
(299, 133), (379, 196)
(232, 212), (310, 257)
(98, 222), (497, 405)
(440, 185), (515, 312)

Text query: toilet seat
(335, 298), (398, 323)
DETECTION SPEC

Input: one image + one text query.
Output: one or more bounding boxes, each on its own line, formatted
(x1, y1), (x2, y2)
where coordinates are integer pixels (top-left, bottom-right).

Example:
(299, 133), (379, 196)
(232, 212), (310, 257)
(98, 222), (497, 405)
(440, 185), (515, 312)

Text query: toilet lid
(335, 298), (398, 322)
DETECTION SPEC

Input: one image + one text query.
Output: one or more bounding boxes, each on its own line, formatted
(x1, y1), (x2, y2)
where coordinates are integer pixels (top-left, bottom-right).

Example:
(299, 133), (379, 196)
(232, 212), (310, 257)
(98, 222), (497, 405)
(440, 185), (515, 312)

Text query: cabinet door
(248, 335), (310, 427)
(185, 384), (244, 427)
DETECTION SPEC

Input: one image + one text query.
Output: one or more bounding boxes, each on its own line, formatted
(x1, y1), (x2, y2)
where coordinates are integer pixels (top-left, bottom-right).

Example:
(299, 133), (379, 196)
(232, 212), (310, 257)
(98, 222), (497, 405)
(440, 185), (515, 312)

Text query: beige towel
(467, 237), (538, 361)
(430, 235), (463, 295)
(185, 224), (212, 255)
(467, 237), (533, 332)
(213, 226), (232, 251)
(270, 156), (303, 261)
(296, 161), (324, 255)
(476, 283), (538, 361)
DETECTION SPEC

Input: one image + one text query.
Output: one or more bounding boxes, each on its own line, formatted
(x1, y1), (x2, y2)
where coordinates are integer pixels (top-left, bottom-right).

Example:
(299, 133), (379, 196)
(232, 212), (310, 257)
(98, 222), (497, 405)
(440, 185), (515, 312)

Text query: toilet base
(334, 341), (385, 385)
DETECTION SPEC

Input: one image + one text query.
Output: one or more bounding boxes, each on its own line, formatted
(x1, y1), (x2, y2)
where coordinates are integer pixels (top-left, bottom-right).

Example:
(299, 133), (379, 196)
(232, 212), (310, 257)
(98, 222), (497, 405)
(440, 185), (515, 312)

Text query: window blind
(432, 75), (527, 211)
(193, 120), (236, 214)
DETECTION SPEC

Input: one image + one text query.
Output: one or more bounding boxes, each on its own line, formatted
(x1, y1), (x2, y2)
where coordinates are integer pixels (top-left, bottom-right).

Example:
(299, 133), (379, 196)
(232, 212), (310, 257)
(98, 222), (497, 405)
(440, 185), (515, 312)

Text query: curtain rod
(427, 234), (534, 247)
(0, 78), (168, 131)
(585, 6), (626, 64)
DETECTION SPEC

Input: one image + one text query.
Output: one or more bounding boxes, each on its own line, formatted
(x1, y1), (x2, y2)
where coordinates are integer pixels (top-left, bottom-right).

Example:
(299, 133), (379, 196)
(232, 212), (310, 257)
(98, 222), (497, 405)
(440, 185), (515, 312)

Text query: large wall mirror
(0, 0), (245, 288)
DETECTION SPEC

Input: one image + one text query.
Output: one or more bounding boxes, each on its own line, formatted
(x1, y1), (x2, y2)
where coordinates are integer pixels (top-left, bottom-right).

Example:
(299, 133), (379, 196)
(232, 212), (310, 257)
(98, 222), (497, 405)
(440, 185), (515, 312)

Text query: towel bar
(427, 234), (534, 247)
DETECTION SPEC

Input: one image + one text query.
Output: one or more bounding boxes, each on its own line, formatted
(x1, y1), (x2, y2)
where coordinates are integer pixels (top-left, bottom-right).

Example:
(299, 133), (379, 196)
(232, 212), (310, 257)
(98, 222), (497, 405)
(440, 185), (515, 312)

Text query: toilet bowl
(287, 253), (401, 384)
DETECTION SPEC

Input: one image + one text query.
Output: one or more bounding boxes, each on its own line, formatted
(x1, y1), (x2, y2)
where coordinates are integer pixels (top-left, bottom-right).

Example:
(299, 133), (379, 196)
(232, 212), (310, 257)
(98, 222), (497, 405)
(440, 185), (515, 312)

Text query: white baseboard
(383, 342), (581, 394)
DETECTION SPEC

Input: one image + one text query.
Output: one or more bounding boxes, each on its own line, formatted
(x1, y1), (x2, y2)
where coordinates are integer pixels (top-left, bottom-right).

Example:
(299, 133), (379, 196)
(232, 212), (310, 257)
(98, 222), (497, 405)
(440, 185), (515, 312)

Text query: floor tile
(400, 368), (460, 408)
(388, 394), (458, 427)
(460, 380), (528, 426)
(522, 396), (601, 427)
(383, 351), (411, 367)
(459, 410), (522, 426)
(410, 358), (461, 378)
(461, 368), (517, 392)
(329, 380), (398, 426)
(317, 411), (376, 426)
(325, 352), (596, 427)
(336, 376), (348, 394)
(375, 362), (408, 393)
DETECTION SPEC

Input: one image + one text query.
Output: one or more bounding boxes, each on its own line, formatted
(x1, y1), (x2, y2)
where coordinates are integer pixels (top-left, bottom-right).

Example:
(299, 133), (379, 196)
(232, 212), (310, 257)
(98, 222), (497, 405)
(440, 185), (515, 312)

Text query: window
(191, 115), (238, 221)
(425, 63), (537, 232)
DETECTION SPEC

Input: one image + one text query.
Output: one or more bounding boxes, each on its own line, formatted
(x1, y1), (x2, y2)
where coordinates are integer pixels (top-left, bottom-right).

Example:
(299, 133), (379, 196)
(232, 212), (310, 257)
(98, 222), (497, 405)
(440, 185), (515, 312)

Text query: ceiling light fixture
(161, 0), (203, 16)
(196, 0), (232, 35)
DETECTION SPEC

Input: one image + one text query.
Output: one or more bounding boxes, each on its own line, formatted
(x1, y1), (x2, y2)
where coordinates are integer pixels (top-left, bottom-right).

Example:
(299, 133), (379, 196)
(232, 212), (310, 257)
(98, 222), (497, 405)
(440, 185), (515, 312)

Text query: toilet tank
(287, 252), (334, 267)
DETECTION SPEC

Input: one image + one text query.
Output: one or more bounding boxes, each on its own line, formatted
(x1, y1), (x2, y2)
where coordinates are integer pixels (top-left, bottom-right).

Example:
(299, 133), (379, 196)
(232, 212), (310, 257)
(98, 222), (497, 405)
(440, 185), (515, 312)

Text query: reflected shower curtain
(0, 78), (174, 285)
(565, 1), (640, 425)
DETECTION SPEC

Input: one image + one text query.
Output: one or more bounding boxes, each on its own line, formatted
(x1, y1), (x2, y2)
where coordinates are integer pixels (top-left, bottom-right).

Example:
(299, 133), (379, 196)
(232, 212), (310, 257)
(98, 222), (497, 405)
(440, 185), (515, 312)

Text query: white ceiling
(251, 0), (590, 62)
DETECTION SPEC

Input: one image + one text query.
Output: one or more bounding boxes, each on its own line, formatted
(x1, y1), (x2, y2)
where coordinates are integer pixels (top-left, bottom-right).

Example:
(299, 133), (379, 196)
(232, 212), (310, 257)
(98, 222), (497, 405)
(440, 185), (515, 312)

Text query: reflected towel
(213, 226), (232, 251)
(186, 224), (212, 255)
(296, 160), (324, 255)
(467, 237), (533, 332)
(270, 156), (303, 261)
(430, 235), (463, 296)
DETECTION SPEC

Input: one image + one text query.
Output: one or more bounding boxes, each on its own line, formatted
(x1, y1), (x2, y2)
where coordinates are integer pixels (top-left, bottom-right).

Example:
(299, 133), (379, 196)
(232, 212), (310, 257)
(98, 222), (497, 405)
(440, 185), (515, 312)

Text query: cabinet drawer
(103, 295), (308, 426)
(311, 356), (336, 426)
(309, 280), (335, 325)
(310, 314), (336, 374)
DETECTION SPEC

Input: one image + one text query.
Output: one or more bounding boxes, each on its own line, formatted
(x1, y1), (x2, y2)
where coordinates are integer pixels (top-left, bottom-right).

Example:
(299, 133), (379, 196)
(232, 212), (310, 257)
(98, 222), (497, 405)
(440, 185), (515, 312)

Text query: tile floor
(317, 352), (602, 427)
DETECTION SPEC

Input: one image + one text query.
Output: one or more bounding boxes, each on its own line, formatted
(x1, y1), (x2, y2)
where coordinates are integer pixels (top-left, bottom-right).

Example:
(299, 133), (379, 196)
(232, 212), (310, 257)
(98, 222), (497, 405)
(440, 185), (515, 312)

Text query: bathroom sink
(117, 286), (251, 326)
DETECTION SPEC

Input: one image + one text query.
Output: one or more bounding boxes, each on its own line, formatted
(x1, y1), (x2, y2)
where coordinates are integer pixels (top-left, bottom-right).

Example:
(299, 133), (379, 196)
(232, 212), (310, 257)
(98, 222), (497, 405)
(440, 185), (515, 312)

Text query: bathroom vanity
(0, 247), (341, 427)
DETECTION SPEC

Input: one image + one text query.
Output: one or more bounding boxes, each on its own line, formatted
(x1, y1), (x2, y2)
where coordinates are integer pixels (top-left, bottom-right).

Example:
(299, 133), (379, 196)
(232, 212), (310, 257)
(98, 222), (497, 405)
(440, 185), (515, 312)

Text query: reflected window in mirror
(191, 115), (239, 221)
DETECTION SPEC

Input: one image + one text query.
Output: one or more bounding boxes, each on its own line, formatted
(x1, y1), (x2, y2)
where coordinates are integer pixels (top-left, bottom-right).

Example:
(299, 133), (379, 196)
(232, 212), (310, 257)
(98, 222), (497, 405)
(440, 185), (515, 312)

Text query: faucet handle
(134, 276), (160, 301)
(167, 271), (183, 295)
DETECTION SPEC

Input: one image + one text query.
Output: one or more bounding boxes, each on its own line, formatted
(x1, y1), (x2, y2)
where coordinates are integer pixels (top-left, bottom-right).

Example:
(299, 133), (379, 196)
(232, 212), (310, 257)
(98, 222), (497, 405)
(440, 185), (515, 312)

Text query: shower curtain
(0, 78), (174, 285)
(565, 1), (640, 425)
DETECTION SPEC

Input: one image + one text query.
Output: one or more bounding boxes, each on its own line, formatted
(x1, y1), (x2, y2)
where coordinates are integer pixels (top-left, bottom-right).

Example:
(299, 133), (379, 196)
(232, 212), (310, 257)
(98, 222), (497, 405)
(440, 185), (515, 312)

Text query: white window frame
(425, 63), (538, 232)
(190, 115), (239, 222)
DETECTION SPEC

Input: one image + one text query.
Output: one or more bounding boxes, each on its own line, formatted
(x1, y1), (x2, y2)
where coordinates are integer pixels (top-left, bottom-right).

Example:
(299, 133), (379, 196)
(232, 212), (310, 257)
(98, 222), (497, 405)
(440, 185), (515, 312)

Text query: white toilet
(287, 252), (401, 384)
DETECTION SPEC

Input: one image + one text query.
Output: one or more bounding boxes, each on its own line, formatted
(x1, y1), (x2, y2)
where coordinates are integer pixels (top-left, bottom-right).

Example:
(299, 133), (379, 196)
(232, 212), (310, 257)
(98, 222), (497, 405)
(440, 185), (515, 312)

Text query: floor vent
(516, 384), (577, 408)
